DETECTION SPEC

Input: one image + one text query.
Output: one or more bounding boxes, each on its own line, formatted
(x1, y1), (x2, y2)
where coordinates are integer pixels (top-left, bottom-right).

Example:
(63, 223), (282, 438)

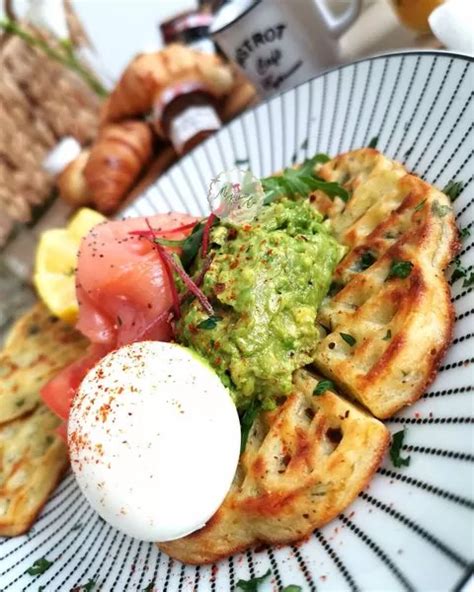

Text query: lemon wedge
(34, 208), (105, 323)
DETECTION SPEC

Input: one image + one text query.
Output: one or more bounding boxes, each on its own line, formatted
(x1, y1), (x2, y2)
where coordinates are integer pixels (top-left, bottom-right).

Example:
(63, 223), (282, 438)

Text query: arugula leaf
(197, 315), (222, 330)
(442, 180), (464, 201)
(431, 200), (452, 218)
(27, 557), (52, 576)
(383, 329), (392, 341)
(236, 569), (271, 591)
(390, 430), (411, 468)
(180, 222), (205, 269)
(386, 259), (413, 281)
(340, 332), (356, 346)
(368, 136), (379, 149)
(262, 153), (347, 204)
(314, 379), (334, 395)
(282, 586), (303, 592)
(239, 398), (261, 454)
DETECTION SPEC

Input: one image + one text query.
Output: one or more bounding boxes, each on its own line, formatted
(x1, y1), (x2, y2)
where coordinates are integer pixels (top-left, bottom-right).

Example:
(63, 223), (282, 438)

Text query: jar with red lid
(153, 82), (222, 155)
(160, 10), (215, 54)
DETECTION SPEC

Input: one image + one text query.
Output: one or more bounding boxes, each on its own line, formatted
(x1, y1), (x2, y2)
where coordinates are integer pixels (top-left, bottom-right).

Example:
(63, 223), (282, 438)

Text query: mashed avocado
(177, 199), (345, 411)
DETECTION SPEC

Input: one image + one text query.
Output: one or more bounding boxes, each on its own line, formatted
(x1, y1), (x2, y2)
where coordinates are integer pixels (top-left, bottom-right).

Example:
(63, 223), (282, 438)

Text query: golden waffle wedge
(159, 369), (389, 564)
(0, 303), (89, 424)
(313, 149), (459, 418)
(0, 404), (68, 536)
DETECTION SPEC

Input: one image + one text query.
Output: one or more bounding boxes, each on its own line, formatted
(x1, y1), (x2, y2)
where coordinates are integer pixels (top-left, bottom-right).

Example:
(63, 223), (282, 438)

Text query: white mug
(211, 0), (361, 97)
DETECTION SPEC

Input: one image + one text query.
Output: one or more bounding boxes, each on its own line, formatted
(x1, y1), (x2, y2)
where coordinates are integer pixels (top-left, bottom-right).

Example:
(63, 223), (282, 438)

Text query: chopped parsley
(460, 226), (471, 239)
(414, 199), (426, 212)
(314, 379), (334, 395)
(386, 259), (413, 281)
(389, 430), (411, 468)
(431, 200), (451, 218)
(197, 315), (222, 330)
(383, 329), (392, 341)
(262, 153), (348, 204)
(143, 583), (154, 592)
(282, 587), (303, 592)
(328, 281), (344, 297)
(442, 180), (463, 201)
(236, 569), (271, 591)
(463, 271), (474, 288)
(340, 332), (356, 346)
(81, 580), (97, 592)
(368, 136), (379, 149)
(239, 398), (261, 454)
(451, 258), (473, 287)
(26, 557), (52, 576)
(355, 251), (377, 271)
(15, 398), (25, 407)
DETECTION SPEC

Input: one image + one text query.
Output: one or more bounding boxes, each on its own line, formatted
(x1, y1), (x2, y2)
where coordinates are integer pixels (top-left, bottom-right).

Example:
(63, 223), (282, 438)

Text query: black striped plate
(1, 51), (472, 592)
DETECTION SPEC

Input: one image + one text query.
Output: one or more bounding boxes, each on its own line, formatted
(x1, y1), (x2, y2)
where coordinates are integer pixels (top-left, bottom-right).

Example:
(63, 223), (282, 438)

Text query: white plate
(1, 51), (472, 592)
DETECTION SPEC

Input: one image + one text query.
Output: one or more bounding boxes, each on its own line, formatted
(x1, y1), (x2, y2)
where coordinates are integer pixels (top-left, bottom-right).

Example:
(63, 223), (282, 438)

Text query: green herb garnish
(239, 399), (261, 454)
(383, 329), (392, 341)
(15, 398), (25, 407)
(80, 580), (96, 592)
(328, 281), (344, 297)
(340, 332), (356, 346)
(27, 557), (52, 576)
(414, 199), (426, 212)
(143, 583), (154, 592)
(431, 200), (452, 218)
(460, 226), (471, 239)
(262, 153), (347, 204)
(282, 586), (303, 592)
(368, 136), (379, 149)
(389, 430), (411, 468)
(386, 259), (413, 281)
(314, 379), (334, 395)
(236, 569), (271, 591)
(451, 257), (466, 283)
(463, 271), (474, 288)
(442, 180), (463, 201)
(197, 315), (222, 330)
(355, 251), (377, 271)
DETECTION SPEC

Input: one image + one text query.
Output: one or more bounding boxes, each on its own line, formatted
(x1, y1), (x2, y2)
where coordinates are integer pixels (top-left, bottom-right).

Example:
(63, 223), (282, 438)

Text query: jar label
(170, 105), (221, 153)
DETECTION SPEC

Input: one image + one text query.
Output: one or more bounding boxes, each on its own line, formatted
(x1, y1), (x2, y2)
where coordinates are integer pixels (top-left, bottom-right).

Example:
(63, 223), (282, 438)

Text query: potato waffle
(159, 370), (389, 564)
(314, 149), (459, 418)
(0, 405), (68, 536)
(0, 303), (89, 424)
(0, 303), (88, 536)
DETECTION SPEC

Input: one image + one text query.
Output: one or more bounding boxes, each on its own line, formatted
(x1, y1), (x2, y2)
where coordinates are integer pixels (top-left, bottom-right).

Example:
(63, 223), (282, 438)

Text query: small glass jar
(154, 82), (222, 155)
(160, 10), (216, 54)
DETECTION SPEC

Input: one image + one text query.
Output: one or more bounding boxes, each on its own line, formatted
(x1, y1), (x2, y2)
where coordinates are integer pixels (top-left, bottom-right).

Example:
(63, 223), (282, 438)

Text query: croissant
(83, 120), (153, 214)
(100, 44), (234, 126)
(57, 149), (91, 207)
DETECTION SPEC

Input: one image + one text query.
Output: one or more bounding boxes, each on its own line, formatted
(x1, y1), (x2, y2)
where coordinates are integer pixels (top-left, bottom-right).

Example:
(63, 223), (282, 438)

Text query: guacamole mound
(177, 199), (345, 411)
